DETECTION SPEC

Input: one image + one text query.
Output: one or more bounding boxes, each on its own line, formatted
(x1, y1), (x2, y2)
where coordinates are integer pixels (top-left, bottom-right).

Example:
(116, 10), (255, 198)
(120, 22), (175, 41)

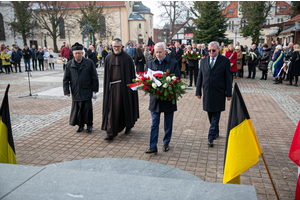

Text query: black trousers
(248, 64), (256, 78)
(38, 59), (44, 71)
(189, 66), (199, 86)
(32, 59), (37, 70)
(14, 61), (21, 72)
(70, 100), (93, 127)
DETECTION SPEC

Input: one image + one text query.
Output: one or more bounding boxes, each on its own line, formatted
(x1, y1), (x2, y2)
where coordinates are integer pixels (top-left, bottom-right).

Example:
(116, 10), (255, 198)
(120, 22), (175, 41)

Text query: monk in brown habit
(101, 38), (139, 140)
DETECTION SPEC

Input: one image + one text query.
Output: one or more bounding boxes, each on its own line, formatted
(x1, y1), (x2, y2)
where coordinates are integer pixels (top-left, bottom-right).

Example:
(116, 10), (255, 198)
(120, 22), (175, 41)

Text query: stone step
(46, 158), (202, 182)
(0, 161), (258, 200)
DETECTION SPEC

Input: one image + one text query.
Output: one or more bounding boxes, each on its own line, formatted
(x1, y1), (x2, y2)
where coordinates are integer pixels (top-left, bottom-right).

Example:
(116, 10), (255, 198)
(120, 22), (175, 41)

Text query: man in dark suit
(196, 41), (232, 147)
(11, 46), (23, 73)
(145, 42), (181, 154)
(170, 42), (183, 71)
(87, 45), (97, 66)
(187, 42), (200, 87)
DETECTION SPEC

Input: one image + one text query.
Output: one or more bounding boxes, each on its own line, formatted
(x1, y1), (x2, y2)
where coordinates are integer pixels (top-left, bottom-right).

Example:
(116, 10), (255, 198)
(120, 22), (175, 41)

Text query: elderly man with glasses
(101, 38), (139, 141)
(196, 41), (232, 148)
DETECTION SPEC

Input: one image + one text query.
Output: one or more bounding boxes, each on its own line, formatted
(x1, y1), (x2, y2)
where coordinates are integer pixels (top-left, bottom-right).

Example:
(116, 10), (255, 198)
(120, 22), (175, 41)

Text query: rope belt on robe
(109, 80), (121, 89)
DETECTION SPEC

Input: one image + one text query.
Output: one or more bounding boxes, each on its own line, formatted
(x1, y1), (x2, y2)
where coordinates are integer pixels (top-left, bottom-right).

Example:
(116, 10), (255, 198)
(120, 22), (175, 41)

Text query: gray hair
(154, 42), (166, 51)
(197, 44), (201, 48)
(208, 41), (220, 48)
(236, 41), (240, 45)
(252, 44), (257, 48)
(112, 38), (122, 44)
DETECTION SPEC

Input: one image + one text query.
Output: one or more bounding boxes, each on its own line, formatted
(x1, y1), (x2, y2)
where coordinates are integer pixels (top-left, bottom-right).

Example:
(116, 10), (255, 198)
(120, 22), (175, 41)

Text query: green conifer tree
(192, 1), (228, 44)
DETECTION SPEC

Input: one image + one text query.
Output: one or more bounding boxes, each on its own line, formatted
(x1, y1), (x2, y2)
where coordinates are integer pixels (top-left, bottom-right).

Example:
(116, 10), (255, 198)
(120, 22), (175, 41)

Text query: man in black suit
(187, 42), (200, 87)
(11, 46), (23, 73)
(196, 41), (232, 147)
(170, 42), (183, 71)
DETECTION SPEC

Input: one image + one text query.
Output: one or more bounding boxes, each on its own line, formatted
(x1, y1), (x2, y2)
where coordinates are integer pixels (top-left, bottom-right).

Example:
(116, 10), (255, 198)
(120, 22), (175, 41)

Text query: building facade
(0, 1), (153, 51)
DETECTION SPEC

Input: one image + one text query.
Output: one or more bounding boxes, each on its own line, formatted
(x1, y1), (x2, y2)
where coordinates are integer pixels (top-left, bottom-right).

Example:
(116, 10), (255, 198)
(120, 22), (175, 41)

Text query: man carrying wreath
(145, 42), (181, 154)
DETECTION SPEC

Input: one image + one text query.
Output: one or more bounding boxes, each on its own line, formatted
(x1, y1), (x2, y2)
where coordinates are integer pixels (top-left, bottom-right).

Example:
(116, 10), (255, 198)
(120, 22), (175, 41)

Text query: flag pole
(261, 153), (280, 200)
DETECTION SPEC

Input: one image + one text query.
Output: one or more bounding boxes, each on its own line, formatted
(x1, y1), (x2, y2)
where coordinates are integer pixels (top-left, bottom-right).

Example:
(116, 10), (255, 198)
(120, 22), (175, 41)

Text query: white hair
(38, 46), (41, 48)
(208, 41), (220, 49)
(154, 42), (166, 51)
(197, 44), (201, 48)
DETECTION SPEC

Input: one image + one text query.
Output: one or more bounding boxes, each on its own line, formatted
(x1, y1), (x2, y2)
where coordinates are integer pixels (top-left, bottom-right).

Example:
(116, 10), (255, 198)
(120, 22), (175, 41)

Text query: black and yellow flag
(0, 84), (17, 164)
(223, 83), (262, 184)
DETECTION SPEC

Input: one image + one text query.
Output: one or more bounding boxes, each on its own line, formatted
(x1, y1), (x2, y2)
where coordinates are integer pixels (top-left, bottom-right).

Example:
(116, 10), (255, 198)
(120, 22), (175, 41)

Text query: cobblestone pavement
(0, 64), (299, 200)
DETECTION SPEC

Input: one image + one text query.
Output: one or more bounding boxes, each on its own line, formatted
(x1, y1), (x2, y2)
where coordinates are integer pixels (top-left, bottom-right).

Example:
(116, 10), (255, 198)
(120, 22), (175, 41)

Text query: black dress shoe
(208, 140), (214, 147)
(246, 77), (251, 79)
(77, 126), (83, 132)
(104, 136), (114, 140)
(188, 85), (192, 87)
(163, 144), (169, 152)
(125, 128), (131, 134)
(145, 148), (157, 154)
(86, 126), (92, 133)
(294, 84), (298, 87)
(286, 83), (292, 86)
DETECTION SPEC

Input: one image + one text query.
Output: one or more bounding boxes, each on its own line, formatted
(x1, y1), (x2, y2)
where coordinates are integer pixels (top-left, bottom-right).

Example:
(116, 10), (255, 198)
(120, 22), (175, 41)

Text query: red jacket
(61, 47), (70, 59)
(225, 50), (238, 72)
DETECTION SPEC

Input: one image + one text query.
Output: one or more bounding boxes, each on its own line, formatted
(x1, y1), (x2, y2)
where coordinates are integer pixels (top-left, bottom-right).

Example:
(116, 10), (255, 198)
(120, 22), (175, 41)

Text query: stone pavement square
(0, 64), (299, 200)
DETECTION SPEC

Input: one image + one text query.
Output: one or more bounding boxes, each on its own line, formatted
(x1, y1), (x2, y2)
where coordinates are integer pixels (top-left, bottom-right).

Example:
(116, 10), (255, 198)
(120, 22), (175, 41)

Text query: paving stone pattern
(0, 64), (299, 200)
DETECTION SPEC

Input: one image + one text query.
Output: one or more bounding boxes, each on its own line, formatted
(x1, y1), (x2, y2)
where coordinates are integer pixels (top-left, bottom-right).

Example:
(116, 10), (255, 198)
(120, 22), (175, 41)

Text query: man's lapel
(211, 55), (222, 71)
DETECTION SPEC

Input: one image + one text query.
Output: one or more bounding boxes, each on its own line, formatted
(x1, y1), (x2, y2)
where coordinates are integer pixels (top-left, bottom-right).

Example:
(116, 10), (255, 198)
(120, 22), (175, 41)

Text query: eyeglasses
(112, 46), (121, 48)
(208, 49), (217, 52)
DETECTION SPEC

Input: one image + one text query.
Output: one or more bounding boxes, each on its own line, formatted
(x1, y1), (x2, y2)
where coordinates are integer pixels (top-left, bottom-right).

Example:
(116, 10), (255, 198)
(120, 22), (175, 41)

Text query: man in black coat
(11, 46), (23, 73)
(170, 42), (183, 71)
(145, 42), (181, 154)
(187, 42), (200, 87)
(22, 45), (32, 72)
(247, 44), (259, 79)
(101, 38), (139, 140)
(63, 42), (99, 133)
(87, 45), (97, 66)
(196, 41), (232, 147)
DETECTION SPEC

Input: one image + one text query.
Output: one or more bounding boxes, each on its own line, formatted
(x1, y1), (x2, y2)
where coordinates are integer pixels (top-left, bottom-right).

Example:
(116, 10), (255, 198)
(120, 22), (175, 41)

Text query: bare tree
(157, 1), (192, 34)
(32, 1), (71, 52)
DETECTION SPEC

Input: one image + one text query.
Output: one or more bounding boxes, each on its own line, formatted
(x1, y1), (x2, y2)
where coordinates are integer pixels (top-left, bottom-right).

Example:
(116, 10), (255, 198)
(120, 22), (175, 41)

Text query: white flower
(191, 51), (194, 54)
(135, 78), (140, 82)
(166, 76), (171, 81)
(150, 76), (153, 81)
(184, 53), (186, 55)
(163, 83), (168, 88)
(152, 82), (157, 89)
(172, 76), (177, 80)
(181, 85), (185, 90)
(198, 56), (201, 58)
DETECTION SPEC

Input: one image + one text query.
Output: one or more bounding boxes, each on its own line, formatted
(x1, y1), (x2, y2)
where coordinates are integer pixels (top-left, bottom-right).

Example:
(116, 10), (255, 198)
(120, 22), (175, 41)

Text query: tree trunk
(22, 31), (27, 46)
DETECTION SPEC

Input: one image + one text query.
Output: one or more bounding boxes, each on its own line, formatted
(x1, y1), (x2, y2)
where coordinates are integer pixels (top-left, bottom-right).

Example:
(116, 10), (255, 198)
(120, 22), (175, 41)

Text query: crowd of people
(0, 43), (57, 74)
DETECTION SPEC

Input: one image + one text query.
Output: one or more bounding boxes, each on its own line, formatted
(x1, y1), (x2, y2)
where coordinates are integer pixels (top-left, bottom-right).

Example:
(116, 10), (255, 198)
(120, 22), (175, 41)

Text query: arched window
(0, 13), (5, 40)
(59, 17), (65, 39)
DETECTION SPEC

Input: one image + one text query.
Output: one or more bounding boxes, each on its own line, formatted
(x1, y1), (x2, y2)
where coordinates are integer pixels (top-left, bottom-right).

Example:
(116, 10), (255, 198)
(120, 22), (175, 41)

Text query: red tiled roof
(287, 14), (300, 22)
(223, 1), (238, 18)
(275, 1), (292, 15)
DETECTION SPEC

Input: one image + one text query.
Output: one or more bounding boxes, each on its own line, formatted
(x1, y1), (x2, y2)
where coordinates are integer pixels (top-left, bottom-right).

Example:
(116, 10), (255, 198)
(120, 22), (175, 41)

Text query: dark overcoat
(290, 50), (300, 76)
(63, 57), (99, 101)
(170, 48), (183, 66)
(188, 49), (200, 67)
(101, 50), (139, 130)
(147, 55), (181, 113)
(196, 54), (232, 112)
(258, 48), (271, 71)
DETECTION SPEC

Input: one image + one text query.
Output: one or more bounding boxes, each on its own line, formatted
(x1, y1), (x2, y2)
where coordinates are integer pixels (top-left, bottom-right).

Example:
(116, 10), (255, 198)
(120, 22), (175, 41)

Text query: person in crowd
(236, 46), (243, 79)
(11, 46), (23, 73)
(31, 45), (38, 71)
(82, 45), (88, 58)
(225, 44), (237, 79)
(272, 45), (285, 84)
(185, 45), (191, 76)
(258, 43), (263, 54)
(170, 42), (183, 73)
(270, 41), (276, 59)
(236, 42), (245, 78)
(37, 46), (44, 71)
(102, 45), (109, 62)
(187, 42), (200, 87)
(43, 47), (49, 70)
(284, 42), (294, 81)
(220, 42), (225, 53)
(134, 47), (146, 73)
(61, 43), (70, 70)
(22, 45), (32, 72)
(63, 42), (99, 133)
(287, 44), (300, 86)
(168, 42), (174, 51)
(145, 42), (180, 154)
(181, 45), (187, 78)
(201, 44), (208, 56)
(144, 47), (153, 68)
(96, 42), (103, 66)
(125, 43), (134, 60)
(48, 46), (56, 69)
(87, 45), (97, 67)
(247, 44), (259, 79)
(0, 48), (11, 74)
(258, 44), (271, 80)
(6, 46), (13, 73)
(61, 42), (66, 50)
(196, 41), (232, 148)
(102, 38), (139, 140)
